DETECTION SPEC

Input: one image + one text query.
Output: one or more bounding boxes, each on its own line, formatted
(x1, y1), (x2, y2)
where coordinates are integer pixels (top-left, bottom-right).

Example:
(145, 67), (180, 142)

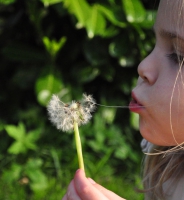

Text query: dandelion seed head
(47, 94), (96, 132)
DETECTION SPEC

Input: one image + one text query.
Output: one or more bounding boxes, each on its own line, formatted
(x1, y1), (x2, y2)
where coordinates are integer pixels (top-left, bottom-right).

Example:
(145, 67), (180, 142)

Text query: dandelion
(47, 93), (96, 171)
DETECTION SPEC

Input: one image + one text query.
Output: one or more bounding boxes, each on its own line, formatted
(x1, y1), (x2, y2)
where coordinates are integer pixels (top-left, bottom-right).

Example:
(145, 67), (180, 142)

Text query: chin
(141, 132), (176, 146)
(139, 129), (163, 146)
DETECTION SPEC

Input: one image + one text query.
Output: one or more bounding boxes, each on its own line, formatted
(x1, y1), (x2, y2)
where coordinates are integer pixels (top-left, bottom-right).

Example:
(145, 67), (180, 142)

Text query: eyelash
(166, 53), (184, 65)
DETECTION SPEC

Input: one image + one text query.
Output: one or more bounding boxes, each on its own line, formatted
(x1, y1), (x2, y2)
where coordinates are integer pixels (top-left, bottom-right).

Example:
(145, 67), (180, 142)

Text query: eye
(166, 53), (184, 65)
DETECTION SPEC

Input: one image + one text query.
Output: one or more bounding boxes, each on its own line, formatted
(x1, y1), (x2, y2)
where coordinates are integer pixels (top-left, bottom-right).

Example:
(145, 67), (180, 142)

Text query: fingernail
(88, 178), (96, 184)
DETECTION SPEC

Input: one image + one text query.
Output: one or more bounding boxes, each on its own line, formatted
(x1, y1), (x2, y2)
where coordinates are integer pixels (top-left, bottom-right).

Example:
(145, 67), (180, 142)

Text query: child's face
(131, 0), (184, 146)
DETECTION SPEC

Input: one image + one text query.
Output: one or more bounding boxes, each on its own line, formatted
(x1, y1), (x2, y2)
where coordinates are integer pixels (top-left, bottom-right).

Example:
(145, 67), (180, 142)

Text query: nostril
(143, 76), (148, 81)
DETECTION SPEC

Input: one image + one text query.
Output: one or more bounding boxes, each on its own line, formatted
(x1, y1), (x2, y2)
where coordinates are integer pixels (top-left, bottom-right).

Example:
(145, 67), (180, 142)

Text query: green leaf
(25, 159), (48, 191)
(27, 129), (42, 143)
(138, 10), (156, 28)
(63, 0), (91, 28)
(130, 112), (139, 130)
(2, 164), (22, 183)
(35, 73), (63, 106)
(97, 4), (126, 28)
(42, 36), (67, 59)
(0, 0), (15, 5)
(63, 1), (123, 38)
(30, 172), (48, 191)
(6, 123), (41, 154)
(95, 148), (114, 172)
(24, 140), (37, 150)
(8, 141), (27, 154)
(114, 146), (130, 159)
(24, 130), (40, 150)
(5, 122), (25, 140)
(40, 0), (62, 6)
(88, 140), (101, 152)
(101, 108), (116, 124)
(122, 0), (146, 23)
(86, 5), (106, 38)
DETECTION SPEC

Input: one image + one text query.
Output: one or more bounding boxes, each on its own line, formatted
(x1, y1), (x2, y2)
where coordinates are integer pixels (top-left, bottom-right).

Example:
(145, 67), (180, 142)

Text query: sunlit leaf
(139, 10), (156, 28)
(63, 1), (124, 38)
(5, 123), (41, 154)
(40, 0), (62, 6)
(122, 0), (146, 23)
(8, 141), (27, 154)
(5, 122), (25, 140)
(27, 129), (42, 142)
(42, 36), (67, 59)
(97, 4), (126, 28)
(63, 0), (91, 28)
(86, 5), (106, 38)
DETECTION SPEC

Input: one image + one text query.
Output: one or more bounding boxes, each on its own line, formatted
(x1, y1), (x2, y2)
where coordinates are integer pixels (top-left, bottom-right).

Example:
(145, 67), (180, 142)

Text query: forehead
(155, 0), (184, 35)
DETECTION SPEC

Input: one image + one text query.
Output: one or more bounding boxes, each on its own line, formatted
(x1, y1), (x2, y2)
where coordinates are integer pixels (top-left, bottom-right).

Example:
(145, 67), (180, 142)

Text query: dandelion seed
(47, 93), (96, 172)
(47, 94), (96, 132)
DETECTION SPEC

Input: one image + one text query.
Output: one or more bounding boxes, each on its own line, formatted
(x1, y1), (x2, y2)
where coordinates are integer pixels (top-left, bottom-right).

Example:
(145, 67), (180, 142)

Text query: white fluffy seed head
(47, 94), (96, 132)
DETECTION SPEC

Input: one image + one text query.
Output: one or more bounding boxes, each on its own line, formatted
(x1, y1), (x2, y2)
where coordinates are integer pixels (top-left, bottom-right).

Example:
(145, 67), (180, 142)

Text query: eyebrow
(153, 26), (184, 42)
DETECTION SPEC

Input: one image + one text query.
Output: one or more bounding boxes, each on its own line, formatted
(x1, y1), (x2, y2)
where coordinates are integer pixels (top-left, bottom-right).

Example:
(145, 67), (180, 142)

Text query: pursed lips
(129, 91), (144, 113)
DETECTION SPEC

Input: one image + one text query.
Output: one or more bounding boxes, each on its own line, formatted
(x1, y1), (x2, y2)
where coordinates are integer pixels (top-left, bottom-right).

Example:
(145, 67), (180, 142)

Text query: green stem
(73, 121), (85, 172)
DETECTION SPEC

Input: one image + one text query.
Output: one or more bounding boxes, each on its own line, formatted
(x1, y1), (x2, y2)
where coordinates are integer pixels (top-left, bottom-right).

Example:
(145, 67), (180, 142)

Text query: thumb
(74, 169), (109, 200)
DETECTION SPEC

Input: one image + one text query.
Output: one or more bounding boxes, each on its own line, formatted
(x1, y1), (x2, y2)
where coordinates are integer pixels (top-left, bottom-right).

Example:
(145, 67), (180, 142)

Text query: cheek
(139, 113), (172, 146)
(139, 82), (184, 146)
(138, 69), (184, 145)
(169, 91), (184, 143)
(141, 92), (184, 146)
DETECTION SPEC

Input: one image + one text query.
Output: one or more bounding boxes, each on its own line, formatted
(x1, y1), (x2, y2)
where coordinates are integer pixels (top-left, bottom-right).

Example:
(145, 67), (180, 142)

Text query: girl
(62, 0), (184, 199)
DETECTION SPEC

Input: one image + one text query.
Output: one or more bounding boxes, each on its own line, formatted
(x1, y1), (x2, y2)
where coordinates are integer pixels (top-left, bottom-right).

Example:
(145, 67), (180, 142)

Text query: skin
(62, 169), (125, 200)
(63, 0), (184, 199)
(133, 0), (184, 146)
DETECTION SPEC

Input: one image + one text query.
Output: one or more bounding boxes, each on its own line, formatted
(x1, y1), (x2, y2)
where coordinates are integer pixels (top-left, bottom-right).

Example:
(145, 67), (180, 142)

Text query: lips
(129, 92), (144, 113)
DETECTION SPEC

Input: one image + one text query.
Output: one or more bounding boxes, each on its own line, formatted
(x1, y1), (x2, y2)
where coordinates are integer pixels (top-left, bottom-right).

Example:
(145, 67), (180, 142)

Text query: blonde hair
(142, 145), (184, 199)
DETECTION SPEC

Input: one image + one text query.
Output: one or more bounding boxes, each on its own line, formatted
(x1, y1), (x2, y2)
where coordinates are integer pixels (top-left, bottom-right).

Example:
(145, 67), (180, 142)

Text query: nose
(137, 50), (158, 85)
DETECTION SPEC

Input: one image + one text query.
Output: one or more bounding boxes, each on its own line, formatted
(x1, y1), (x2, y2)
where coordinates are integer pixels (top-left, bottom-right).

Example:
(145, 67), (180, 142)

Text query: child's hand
(62, 169), (126, 200)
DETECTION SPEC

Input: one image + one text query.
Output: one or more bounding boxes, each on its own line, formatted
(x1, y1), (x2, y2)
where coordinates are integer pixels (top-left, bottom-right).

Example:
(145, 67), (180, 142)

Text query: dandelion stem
(73, 120), (85, 172)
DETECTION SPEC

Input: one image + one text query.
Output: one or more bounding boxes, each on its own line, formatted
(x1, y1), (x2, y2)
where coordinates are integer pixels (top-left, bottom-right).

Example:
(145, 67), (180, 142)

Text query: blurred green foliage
(0, 0), (157, 199)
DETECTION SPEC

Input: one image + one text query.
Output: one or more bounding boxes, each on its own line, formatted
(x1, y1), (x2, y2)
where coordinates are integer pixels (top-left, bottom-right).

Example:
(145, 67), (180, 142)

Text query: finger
(89, 180), (126, 200)
(67, 180), (81, 200)
(74, 169), (109, 200)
